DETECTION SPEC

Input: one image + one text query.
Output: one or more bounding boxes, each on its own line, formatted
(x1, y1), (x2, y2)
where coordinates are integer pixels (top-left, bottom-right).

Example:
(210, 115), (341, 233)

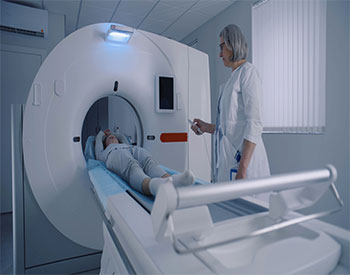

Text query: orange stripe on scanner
(160, 133), (188, 143)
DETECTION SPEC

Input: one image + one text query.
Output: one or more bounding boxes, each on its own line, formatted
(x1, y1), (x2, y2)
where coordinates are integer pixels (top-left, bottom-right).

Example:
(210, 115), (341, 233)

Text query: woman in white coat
(191, 24), (270, 182)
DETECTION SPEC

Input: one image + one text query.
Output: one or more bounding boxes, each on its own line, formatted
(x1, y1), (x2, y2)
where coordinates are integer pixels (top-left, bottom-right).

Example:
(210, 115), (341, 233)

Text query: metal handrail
(170, 182), (343, 254)
(172, 182), (343, 254)
(168, 166), (344, 254)
(176, 166), (336, 209)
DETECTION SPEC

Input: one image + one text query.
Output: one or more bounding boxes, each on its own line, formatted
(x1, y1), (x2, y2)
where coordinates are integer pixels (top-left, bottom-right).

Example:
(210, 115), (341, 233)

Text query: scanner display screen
(159, 76), (174, 110)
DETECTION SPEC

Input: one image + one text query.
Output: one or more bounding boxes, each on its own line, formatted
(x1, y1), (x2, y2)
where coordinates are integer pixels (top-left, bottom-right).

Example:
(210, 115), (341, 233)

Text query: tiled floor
(0, 213), (13, 274)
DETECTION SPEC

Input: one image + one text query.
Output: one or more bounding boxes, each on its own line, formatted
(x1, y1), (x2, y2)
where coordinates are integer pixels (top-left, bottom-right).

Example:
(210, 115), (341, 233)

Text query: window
(252, 0), (327, 133)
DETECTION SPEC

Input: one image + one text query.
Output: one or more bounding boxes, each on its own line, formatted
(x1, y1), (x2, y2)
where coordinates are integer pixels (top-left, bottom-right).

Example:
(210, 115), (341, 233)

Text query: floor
(0, 213), (100, 275)
(2, 205), (348, 274)
(0, 213), (13, 274)
(0, 200), (264, 275)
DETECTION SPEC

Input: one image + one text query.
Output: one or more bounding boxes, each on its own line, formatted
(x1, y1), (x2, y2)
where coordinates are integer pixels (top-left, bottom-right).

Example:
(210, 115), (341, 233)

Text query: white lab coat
(213, 62), (270, 182)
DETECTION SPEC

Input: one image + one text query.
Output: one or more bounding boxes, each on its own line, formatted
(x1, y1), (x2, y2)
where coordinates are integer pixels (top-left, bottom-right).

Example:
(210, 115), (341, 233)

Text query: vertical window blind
(252, 0), (327, 133)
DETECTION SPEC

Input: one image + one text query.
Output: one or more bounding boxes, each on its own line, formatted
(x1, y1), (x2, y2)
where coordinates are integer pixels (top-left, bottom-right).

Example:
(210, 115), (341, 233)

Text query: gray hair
(219, 24), (248, 62)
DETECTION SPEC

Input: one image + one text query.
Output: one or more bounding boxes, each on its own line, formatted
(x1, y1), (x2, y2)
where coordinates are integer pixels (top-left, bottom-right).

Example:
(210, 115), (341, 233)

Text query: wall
(0, 9), (65, 54)
(182, 0), (349, 230)
(0, 8), (65, 213)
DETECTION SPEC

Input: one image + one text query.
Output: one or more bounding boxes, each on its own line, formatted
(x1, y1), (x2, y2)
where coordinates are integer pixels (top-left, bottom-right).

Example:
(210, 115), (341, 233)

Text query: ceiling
(7, 0), (236, 41)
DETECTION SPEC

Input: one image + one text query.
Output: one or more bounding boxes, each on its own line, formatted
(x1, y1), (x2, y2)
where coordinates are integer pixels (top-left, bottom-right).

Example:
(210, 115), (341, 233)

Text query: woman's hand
(235, 139), (255, 180)
(191, 119), (205, 135)
(191, 119), (215, 135)
(235, 168), (247, 179)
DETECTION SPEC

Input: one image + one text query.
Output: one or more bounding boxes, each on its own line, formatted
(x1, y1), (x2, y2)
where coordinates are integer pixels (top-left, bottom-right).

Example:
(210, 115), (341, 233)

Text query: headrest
(95, 131), (105, 161)
(84, 136), (96, 161)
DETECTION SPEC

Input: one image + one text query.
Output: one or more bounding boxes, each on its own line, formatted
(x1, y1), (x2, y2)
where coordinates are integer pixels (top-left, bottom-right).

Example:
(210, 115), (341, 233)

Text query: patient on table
(95, 129), (194, 196)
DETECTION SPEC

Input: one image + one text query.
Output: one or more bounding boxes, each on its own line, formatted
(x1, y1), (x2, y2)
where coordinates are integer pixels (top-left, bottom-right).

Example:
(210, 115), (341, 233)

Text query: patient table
(85, 136), (345, 274)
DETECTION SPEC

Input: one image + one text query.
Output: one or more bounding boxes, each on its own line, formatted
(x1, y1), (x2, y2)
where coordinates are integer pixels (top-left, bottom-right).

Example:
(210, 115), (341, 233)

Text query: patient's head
(103, 133), (119, 149)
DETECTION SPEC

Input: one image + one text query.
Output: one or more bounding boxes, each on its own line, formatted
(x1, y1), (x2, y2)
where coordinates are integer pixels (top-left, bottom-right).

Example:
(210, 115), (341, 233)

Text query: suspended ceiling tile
(78, 1), (119, 29)
(159, 0), (197, 10)
(144, 2), (186, 22)
(163, 10), (211, 41)
(111, 14), (145, 28)
(43, 0), (81, 36)
(82, 0), (120, 10)
(111, 0), (157, 27)
(115, 0), (157, 15)
(139, 17), (170, 34)
(191, 0), (234, 16)
(12, 0), (238, 41)
(78, 7), (112, 28)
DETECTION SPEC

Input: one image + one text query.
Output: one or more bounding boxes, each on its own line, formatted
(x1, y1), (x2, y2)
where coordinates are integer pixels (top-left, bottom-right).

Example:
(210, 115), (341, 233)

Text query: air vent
(0, 1), (48, 38)
(0, 25), (44, 37)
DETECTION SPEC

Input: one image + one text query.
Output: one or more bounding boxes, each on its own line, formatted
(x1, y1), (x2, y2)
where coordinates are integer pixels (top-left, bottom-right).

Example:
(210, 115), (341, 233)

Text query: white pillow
(95, 130), (105, 161)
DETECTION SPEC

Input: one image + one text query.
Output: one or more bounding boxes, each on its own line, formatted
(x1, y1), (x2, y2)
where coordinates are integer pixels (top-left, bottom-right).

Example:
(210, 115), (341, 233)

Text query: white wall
(0, 9), (65, 213)
(182, 0), (350, 230)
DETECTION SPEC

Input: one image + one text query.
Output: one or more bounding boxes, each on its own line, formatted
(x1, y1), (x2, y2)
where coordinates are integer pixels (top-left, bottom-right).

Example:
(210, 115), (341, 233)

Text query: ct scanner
(22, 22), (212, 251)
(14, 23), (349, 274)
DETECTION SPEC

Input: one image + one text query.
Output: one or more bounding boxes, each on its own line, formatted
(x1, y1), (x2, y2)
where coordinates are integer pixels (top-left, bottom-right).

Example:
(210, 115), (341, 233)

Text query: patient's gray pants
(106, 146), (167, 193)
